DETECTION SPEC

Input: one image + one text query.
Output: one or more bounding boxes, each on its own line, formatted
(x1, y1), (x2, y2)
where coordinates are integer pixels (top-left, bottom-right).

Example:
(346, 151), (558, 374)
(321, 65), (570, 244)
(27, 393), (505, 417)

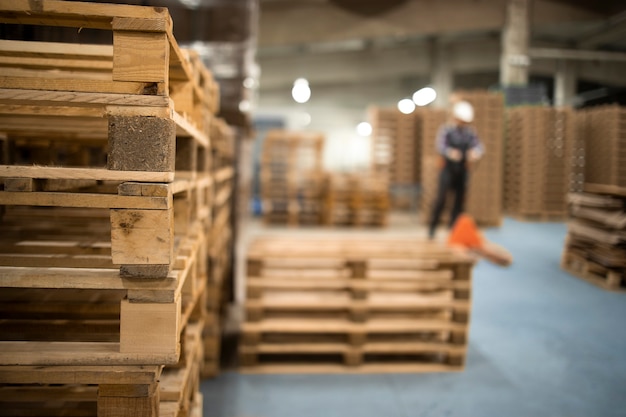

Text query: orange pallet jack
(447, 214), (513, 267)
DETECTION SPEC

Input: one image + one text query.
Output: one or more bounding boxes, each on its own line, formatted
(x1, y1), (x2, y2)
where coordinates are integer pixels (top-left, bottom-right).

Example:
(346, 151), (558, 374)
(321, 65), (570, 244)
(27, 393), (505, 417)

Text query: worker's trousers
(428, 167), (468, 238)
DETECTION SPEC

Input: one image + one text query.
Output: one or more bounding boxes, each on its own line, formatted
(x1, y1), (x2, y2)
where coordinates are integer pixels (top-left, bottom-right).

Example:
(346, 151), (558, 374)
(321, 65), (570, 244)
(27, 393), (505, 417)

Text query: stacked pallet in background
(260, 130), (324, 225)
(369, 107), (396, 183)
(369, 107), (422, 209)
(561, 105), (626, 291)
(0, 1), (222, 415)
(357, 174), (391, 227)
(322, 173), (359, 226)
(582, 105), (626, 189)
(562, 185), (626, 291)
(323, 173), (389, 227)
(460, 91), (504, 226)
(420, 92), (504, 227)
(504, 107), (577, 220)
(419, 109), (448, 223)
(240, 236), (475, 373)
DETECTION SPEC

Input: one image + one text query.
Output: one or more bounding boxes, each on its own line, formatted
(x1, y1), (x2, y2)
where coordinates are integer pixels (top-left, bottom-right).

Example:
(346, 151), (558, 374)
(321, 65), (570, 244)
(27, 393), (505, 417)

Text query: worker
(447, 213), (513, 267)
(428, 100), (484, 239)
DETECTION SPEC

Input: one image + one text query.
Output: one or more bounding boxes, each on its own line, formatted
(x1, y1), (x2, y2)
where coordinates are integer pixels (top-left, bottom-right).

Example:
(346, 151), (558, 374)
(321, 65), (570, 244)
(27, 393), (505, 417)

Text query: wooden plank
(246, 297), (469, 312)
(584, 183), (626, 197)
(246, 277), (471, 293)
(241, 341), (466, 355)
(0, 364), (160, 385)
(0, 165), (174, 182)
(0, 266), (177, 292)
(0, 341), (179, 366)
(241, 318), (466, 333)
(0, 253), (115, 268)
(0, 76), (150, 96)
(0, 0), (170, 30)
(239, 363), (463, 374)
(0, 88), (169, 108)
(0, 114), (108, 139)
(0, 191), (169, 209)
(0, 39), (112, 60)
(112, 16), (169, 32)
(0, 384), (98, 402)
(172, 110), (209, 148)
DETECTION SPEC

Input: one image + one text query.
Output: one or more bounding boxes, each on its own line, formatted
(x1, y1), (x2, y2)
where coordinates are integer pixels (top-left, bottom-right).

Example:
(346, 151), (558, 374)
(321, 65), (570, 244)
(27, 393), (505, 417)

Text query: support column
(431, 37), (452, 109)
(554, 60), (577, 107)
(500, 0), (531, 85)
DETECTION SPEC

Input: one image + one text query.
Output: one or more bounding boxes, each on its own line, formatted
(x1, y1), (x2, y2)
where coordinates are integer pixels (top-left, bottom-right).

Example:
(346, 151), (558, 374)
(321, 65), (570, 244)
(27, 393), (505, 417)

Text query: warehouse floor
(201, 214), (626, 417)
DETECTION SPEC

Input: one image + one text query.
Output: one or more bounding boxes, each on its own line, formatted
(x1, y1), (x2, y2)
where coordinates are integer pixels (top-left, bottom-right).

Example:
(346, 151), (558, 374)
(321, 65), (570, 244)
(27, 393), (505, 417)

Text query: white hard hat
(453, 101), (474, 123)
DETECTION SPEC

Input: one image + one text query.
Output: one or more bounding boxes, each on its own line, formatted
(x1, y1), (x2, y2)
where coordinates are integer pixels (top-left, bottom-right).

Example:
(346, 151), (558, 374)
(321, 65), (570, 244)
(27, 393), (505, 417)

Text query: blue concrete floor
(201, 218), (626, 417)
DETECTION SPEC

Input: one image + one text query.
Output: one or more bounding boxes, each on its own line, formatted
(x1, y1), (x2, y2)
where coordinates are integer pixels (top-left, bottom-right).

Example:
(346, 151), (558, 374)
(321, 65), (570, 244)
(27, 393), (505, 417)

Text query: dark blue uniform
(428, 124), (484, 238)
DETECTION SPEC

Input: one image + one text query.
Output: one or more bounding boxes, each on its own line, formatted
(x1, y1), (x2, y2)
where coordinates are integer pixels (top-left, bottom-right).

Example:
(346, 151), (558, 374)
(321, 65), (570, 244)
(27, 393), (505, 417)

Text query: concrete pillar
(431, 37), (452, 109)
(554, 60), (577, 107)
(500, 0), (531, 85)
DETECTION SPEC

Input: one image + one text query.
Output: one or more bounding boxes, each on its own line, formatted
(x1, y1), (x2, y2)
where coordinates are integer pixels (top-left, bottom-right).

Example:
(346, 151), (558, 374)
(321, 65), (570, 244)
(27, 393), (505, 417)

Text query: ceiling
(257, 0), (626, 53)
(253, 0), (626, 108)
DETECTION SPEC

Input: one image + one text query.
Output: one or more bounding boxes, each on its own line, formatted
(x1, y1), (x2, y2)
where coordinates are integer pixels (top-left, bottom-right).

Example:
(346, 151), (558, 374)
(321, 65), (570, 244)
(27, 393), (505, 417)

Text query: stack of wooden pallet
(460, 91), (504, 227)
(323, 173), (389, 227)
(356, 174), (391, 227)
(369, 107), (422, 209)
(369, 107), (396, 183)
(420, 92), (504, 227)
(0, 1), (224, 415)
(562, 184), (626, 291)
(202, 117), (236, 377)
(504, 107), (577, 220)
(260, 130), (325, 226)
(240, 236), (475, 373)
(561, 105), (626, 291)
(419, 108), (448, 223)
(322, 173), (360, 226)
(582, 105), (626, 188)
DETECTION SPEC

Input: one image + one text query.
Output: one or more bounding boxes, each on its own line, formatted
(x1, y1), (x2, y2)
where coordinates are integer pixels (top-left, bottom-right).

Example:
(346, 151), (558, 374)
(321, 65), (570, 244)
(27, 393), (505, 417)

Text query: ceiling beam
(258, 0), (603, 47)
(529, 47), (626, 61)
(577, 11), (626, 49)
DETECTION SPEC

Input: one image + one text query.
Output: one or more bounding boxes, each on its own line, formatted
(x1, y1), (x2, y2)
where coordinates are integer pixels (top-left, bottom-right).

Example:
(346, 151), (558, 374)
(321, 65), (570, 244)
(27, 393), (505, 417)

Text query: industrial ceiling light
(292, 78), (311, 104)
(357, 122), (372, 136)
(413, 87), (437, 106)
(398, 98), (415, 114)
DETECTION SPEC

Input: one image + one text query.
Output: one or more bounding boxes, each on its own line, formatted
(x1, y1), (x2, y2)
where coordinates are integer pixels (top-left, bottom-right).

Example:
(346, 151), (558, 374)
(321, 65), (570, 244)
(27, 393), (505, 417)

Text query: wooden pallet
(239, 318), (467, 373)
(0, 322), (204, 417)
(0, 218), (208, 366)
(241, 236), (473, 373)
(561, 249), (626, 292)
(0, 174), (211, 278)
(245, 292), (469, 322)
